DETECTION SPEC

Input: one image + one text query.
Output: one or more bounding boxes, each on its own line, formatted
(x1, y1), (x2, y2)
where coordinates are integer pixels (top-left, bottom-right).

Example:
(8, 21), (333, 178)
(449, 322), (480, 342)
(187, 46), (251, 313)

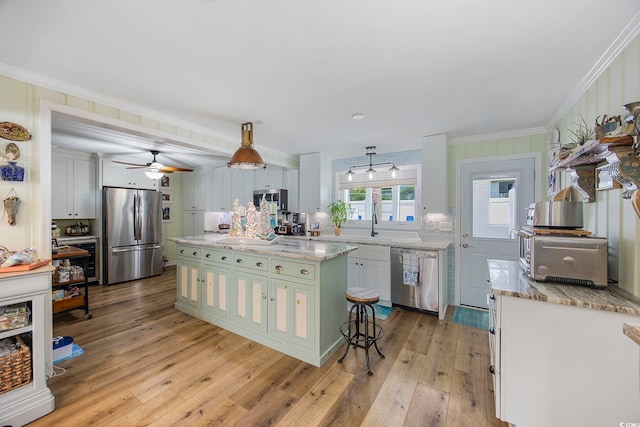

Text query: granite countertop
(169, 234), (358, 262)
(488, 259), (640, 316)
(624, 324), (640, 345)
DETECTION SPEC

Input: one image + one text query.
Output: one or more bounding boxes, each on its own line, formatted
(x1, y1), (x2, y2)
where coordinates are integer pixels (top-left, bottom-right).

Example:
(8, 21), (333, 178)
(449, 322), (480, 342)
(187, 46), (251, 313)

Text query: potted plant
(327, 200), (351, 236)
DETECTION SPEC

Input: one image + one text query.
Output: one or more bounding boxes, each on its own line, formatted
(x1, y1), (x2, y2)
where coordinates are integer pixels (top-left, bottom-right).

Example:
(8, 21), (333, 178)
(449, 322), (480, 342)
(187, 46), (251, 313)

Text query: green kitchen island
(168, 235), (357, 367)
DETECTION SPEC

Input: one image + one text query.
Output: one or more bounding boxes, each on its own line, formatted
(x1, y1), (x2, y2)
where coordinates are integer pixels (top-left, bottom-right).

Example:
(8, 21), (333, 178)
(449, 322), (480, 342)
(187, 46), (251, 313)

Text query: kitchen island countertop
(488, 258), (640, 316)
(168, 234), (357, 261)
(285, 234), (451, 250)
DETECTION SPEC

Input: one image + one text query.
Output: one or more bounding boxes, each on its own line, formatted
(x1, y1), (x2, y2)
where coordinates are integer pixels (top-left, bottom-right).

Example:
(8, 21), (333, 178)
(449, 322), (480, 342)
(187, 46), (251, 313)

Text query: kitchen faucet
(371, 212), (378, 237)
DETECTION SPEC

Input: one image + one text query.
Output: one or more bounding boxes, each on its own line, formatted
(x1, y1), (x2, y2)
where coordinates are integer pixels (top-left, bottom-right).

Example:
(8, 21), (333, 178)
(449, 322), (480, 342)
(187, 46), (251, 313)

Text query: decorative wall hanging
(0, 161), (25, 181)
(0, 142), (25, 181)
(3, 188), (21, 226)
(0, 122), (31, 141)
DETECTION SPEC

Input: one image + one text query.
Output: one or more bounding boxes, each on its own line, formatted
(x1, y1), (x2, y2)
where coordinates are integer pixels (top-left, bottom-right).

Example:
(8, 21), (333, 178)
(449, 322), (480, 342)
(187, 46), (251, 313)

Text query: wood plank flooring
(27, 267), (507, 427)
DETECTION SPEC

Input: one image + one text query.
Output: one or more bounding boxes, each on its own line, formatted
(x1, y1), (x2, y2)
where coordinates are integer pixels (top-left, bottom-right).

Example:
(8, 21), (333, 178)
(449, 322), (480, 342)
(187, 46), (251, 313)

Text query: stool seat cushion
(346, 287), (380, 304)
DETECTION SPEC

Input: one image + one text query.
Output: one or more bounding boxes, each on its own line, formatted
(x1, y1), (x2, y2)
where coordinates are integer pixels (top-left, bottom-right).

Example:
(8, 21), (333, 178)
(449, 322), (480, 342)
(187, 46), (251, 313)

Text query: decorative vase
(0, 161), (25, 181)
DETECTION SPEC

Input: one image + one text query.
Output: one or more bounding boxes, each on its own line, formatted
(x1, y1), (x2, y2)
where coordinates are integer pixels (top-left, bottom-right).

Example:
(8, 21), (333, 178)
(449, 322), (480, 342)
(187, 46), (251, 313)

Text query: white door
(459, 157), (536, 308)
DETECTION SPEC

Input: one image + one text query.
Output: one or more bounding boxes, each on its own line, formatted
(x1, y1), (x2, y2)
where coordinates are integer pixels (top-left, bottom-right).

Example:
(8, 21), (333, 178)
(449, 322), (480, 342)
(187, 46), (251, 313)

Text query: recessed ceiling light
(351, 113), (365, 120)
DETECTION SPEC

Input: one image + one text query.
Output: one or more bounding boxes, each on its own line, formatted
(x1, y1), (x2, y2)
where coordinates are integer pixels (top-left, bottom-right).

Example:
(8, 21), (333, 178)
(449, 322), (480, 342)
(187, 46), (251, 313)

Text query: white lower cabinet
(174, 244), (348, 366)
(177, 246), (203, 309)
(232, 270), (268, 333)
(490, 292), (640, 427)
(348, 245), (390, 303)
(177, 260), (201, 309)
(270, 279), (315, 350)
(0, 270), (55, 426)
(201, 248), (232, 319)
(202, 265), (231, 319)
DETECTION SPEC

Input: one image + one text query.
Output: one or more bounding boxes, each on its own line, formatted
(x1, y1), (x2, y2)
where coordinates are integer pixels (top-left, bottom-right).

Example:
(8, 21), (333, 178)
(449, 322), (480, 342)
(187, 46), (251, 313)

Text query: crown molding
(546, 9), (640, 129)
(449, 127), (547, 145)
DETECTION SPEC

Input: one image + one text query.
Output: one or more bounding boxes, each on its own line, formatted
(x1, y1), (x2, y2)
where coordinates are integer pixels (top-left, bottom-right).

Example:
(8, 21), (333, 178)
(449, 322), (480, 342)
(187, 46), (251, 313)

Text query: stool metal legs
(338, 302), (385, 375)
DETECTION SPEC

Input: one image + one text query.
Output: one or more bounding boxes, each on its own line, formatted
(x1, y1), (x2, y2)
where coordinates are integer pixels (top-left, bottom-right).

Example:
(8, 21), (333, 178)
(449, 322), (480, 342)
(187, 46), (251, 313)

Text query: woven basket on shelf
(0, 335), (32, 395)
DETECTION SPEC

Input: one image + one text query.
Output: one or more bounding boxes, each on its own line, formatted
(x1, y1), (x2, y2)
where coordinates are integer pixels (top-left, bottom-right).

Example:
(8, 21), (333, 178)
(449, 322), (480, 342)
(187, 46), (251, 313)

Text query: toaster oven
(515, 229), (608, 288)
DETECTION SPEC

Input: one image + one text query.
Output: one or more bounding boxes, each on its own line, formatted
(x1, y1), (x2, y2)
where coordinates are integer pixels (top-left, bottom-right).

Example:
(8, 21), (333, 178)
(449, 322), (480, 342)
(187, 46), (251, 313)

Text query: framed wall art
(162, 205), (172, 222)
(160, 174), (171, 189)
(162, 191), (173, 203)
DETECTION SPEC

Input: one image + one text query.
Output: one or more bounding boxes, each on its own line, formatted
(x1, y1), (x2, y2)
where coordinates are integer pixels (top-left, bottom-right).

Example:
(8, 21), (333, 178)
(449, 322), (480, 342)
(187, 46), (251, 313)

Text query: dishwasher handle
(391, 248), (438, 258)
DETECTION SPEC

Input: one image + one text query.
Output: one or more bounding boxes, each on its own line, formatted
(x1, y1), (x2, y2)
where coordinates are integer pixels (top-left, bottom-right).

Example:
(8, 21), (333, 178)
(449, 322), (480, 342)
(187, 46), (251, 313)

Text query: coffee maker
(291, 213), (306, 235)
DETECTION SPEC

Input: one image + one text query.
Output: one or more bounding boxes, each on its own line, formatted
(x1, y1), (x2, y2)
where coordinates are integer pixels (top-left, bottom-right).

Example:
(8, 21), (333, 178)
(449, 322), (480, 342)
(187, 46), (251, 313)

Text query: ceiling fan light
(389, 164), (399, 178)
(145, 170), (165, 180)
(367, 167), (375, 179)
(228, 122), (266, 170)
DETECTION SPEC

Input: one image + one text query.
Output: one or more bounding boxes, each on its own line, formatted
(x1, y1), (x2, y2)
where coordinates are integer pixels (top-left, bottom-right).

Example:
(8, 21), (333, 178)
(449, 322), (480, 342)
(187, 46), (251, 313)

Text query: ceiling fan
(112, 150), (194, 174)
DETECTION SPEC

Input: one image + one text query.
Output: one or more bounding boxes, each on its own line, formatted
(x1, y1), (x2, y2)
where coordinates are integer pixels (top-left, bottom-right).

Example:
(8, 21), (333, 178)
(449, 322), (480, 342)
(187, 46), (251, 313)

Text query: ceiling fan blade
(160, 166), (194, 172)
(113, 160), (147, 167)
(125, 166), (148, 169)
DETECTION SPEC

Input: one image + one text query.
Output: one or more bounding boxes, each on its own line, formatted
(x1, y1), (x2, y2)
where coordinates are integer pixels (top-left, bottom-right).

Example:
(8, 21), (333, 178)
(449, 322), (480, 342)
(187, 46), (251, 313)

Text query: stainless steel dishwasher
(390, 248), (438, 314)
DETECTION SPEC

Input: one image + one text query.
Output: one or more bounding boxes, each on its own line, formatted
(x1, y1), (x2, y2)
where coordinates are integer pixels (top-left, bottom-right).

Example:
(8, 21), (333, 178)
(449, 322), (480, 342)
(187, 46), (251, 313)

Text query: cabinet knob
(180, 250), (185, 254)
(256, 262), (263, 267)
(193, 252), (198, 256)
(221, 256), (227, 261)
(489, 327), (495, 335)
(262, 294), (267, 300)
(236, 258), (243, 264)
(489, 365), (495, 374)
(300, 269), (309, 275)
(270, 297), (275, 301)
(275, 265), (283, 274)
(205, 253), (211, 258)
(489, 294), (496, 300)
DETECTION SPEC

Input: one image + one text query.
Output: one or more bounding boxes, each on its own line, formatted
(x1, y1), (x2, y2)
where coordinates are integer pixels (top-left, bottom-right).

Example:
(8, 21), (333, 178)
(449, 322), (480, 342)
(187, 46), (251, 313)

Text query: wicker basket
(0, 335), (32, 395)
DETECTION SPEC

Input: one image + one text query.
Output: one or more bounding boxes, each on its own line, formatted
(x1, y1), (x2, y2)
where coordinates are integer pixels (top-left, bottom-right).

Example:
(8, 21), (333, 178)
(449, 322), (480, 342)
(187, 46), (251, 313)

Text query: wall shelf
(548, 137), (636, 202)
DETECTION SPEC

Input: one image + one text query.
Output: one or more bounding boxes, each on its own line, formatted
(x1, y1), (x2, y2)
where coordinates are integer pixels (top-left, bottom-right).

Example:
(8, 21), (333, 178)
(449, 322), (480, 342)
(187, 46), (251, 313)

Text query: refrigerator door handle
(134, 192), (141, 241)
(112, 244), (161, 253)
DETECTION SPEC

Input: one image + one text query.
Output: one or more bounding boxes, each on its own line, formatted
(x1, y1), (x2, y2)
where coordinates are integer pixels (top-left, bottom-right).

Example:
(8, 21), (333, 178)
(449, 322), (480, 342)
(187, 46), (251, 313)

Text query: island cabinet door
(202, 265), (231, 319)
(269, 279), (316, 350)
(232, 271), (268, 333)
(177, 260), (201, 308)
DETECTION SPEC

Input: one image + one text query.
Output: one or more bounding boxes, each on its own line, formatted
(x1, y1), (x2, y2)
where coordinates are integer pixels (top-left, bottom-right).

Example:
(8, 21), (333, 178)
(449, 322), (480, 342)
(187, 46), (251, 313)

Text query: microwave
(253, 189), (288, 211)
(515, 229), (608, 288)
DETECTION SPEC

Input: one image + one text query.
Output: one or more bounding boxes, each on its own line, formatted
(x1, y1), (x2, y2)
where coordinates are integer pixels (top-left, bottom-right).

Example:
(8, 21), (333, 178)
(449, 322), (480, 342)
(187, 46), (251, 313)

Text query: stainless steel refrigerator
(103, 187), (163, 284)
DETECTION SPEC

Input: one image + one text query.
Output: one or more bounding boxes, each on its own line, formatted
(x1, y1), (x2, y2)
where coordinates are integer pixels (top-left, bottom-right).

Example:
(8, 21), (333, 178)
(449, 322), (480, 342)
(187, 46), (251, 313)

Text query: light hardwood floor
(28, 267), (506, 427)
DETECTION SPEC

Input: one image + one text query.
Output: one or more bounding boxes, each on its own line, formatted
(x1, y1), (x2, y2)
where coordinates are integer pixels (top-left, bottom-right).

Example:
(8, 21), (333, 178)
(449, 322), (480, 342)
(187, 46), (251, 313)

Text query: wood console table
(52, 246), (92, 318)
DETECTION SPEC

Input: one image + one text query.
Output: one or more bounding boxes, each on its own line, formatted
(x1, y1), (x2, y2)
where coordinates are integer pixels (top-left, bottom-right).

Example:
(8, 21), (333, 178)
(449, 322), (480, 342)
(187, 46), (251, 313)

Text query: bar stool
(338, 287), (385, 375)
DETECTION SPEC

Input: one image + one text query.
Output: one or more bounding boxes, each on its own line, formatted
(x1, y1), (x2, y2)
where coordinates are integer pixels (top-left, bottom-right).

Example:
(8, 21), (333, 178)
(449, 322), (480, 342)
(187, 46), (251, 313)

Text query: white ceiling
(1, 0), (640, 168)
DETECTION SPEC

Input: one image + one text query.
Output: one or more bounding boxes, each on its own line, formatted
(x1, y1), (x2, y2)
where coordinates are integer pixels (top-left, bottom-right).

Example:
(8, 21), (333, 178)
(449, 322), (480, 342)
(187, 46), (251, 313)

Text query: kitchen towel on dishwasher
(402, 253), (419, 286)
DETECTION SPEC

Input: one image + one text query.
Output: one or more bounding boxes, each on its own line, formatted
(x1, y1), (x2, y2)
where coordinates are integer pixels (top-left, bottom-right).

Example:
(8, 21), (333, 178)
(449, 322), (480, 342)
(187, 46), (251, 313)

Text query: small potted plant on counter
(327, 200), (352, 236)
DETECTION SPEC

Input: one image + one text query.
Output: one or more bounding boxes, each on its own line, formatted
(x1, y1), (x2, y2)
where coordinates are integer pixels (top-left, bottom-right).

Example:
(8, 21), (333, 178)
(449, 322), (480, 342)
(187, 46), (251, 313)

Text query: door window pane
(472, 178), (517, 238)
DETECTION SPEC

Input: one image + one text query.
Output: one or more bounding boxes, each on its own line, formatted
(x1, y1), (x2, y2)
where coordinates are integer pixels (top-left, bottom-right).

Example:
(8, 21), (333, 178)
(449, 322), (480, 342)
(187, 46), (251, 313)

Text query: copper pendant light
(227, 122), (266, 169)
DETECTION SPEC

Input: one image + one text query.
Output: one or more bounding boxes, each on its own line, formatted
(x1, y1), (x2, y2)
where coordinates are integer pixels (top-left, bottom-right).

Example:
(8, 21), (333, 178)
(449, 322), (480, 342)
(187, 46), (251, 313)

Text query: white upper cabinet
(207, 167), (229, 211)
(299, 153), (328, 213)
(52, 156), (96, 219)
(254, 166), (283, 190)
(206, 166), (272, 212)
(183, 170), (206, 211)
(421, 134), (447, 213)
(102, 161), (158, 190)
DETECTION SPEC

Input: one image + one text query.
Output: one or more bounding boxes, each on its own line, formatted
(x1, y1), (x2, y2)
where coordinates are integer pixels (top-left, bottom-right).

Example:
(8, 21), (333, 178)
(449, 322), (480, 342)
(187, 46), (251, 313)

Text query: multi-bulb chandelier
(345, 146), (399, 181)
